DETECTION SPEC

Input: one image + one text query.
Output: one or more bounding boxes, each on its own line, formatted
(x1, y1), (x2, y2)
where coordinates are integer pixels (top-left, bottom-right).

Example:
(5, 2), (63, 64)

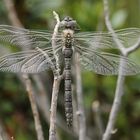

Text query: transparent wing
(76, 46), (140, 75)
(0, 25), (62, 49)
(0, 48), (56, 73)
(75, 28), (140, 49)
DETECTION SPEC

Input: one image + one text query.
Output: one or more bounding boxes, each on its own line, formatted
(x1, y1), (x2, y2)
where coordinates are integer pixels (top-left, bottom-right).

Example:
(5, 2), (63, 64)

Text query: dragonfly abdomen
(64, 52), (73, 127)
(62, 32), (74, 126)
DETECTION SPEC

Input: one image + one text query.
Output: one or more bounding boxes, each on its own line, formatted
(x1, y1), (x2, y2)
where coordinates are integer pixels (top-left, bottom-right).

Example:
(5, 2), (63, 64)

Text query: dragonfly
(0, 17), (140, 127)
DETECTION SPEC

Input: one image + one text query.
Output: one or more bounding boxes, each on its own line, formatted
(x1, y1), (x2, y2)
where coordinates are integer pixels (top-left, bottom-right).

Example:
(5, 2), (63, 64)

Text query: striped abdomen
(62, 32), (73, 127)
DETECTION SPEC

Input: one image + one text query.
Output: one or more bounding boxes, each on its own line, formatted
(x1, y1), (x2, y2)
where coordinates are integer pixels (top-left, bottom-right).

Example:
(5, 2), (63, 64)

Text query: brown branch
(23, 75), (44, 140)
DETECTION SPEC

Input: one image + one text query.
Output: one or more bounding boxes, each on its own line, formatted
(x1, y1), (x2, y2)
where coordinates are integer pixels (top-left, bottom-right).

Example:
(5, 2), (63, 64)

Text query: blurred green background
(0, 0), (140, 140)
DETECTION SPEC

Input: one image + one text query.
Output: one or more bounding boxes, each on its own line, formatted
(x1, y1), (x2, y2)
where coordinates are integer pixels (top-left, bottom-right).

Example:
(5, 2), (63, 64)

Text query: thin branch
(126, 38), (140, 54)
(23, 75), (44, 140)
(103, 0), (140, 56)
(49, 11), (63, 140)
(102, 0), (140, 140)
(103, 0), (125, 54)
(102, 0), (126, 139)
(52, 11), (61, 75)
(75, 53), (86, 140)
(49, 77), (62, 140)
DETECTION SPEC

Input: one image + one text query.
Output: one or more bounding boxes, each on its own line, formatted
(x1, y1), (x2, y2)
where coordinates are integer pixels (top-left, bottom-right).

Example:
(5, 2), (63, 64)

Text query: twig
(75, 53), (86, 140)
(23, 75), (44, 140)
(52, 11), (61, 75)
(102, 0), (140, 140)
(49, 11), (63, 140)
(125, 38), (140, 54)
(33, 75), (76, 136)
(103, 0), (125, 53)
(49, 77), (62, 140)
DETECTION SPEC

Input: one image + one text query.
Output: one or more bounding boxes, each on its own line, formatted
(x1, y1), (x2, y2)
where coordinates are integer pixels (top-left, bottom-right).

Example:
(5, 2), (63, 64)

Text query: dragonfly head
(60, 16), (80, 32)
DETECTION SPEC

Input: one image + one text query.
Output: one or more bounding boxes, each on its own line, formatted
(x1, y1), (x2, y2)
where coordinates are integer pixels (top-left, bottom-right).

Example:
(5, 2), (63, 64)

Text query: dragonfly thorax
(60, 16), (80, 31)
(62, 29), (74, 49)
(62, 29), (74, 57)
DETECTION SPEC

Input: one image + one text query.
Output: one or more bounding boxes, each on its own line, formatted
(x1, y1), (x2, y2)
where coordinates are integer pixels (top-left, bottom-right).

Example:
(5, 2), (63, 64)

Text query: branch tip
(53, 11), (60, 23)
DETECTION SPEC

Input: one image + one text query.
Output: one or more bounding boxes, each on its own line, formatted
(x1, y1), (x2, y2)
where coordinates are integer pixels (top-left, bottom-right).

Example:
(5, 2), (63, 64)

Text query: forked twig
(102, 0), (140, 140)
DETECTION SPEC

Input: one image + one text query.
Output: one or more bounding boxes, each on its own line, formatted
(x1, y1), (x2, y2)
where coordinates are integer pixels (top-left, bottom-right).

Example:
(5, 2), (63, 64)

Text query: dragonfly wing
(75, 28), (140, 49)
(0, 25), (62, 49)
(76, 46), (140, 75)
(0, 48), (56, 73)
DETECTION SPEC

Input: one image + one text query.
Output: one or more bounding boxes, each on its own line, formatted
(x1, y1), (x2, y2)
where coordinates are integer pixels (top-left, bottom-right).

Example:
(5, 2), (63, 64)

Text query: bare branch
(103, 0), (126, 53)
(49, 11), (62, 140)
(102, 0), (140, 140)
(52, 11), (61, 75)
(36, 47), (58, 76)
(75, 53), (86, 140)
(49, 77), (61, 140)
(53, 11), (60, 34)
(23, 74), (44, 140)
(126, 38), (140, 54)
(102, 0), (126, 139)
(103, 0), (140, 56)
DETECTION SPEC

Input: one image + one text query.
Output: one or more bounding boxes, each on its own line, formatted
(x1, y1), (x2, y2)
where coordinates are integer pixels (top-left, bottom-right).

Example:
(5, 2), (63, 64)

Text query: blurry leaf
(111, 10), (128, 28)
